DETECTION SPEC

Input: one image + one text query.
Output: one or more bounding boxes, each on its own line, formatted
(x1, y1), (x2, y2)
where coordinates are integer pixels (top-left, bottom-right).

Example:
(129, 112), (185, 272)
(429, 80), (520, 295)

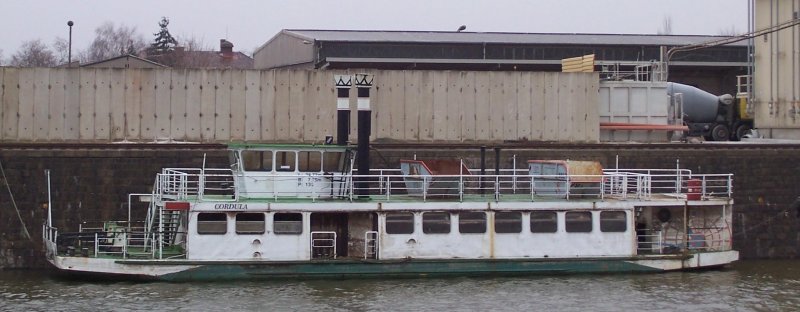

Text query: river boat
(42, 143), (738, 281)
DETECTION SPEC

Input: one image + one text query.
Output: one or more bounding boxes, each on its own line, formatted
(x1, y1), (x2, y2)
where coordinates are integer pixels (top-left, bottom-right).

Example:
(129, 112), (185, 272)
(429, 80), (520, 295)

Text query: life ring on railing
(656, 208), (672, 223)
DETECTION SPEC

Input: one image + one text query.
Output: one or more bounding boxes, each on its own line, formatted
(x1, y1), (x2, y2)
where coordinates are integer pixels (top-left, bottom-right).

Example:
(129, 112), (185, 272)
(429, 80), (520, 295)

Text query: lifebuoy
(657, 208), (672, 223)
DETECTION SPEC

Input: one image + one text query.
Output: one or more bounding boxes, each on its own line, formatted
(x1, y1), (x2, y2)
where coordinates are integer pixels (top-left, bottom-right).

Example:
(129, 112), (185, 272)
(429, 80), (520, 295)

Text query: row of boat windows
(195, 211), (628, 235)
(239, 150), (345, 172)
(197, 212), (302, 235)
(386, 211), (627, 234)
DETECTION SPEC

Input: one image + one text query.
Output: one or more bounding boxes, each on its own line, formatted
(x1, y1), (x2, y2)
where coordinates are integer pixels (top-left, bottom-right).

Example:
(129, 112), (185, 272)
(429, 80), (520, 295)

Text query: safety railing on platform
(156, 168), (236, 201)
(365, 231), (379, 260)
(638, 227), (732, 255)
(53, 220), (186, 260)
(149, 167), (733, 202)
(311, 231), (337, 259)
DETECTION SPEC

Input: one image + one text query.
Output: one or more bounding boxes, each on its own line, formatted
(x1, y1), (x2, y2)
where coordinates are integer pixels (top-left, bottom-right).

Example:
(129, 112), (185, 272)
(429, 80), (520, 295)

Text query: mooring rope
(0, 159), (33, 242)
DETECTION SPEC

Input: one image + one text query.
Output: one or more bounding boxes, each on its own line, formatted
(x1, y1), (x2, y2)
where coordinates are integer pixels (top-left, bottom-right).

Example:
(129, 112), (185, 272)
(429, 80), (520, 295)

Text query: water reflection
(1, 261), (799, 311)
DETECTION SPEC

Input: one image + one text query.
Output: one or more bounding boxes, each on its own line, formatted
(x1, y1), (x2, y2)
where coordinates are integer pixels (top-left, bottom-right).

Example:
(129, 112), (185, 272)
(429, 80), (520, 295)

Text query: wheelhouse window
(386, 212), (414, 234)
(197, 213), (227, 234)
(298, 151), (322, 172)
(236, 213), (265, 234)
(241, 151), (273, 172)
(565, 211), (592, 233)
(323, 151), (345, 172)
(422, 212), (451, 234)
(494, 212), (522, 233)
(531, 211), (558, 233)
(275, 151), (296, 172)
(600, 211), (627, 232)
(458, 212), (486, 234)
(273, 213), (303, 234)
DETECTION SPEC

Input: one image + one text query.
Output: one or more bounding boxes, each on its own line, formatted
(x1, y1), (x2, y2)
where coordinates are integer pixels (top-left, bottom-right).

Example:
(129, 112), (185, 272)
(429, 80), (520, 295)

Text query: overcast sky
(1, 0), (750, 58)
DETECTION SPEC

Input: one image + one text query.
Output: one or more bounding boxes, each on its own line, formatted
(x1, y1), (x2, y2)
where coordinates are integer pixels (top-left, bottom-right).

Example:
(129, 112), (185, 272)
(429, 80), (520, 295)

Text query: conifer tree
(149, 17), (177, 56)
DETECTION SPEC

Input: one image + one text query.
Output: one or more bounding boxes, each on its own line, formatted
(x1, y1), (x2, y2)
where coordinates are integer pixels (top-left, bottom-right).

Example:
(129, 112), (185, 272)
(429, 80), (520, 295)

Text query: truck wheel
(711, 124), (730, 141)
(734, 124), (752, 141)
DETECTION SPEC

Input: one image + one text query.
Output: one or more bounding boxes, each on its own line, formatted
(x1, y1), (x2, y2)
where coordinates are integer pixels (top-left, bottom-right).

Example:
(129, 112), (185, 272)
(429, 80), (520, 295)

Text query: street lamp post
(67, 20), (73, 67)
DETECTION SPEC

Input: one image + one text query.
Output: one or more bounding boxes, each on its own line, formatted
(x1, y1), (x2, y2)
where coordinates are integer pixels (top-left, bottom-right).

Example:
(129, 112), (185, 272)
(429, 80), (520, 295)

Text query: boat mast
(46, 169), (52, 228)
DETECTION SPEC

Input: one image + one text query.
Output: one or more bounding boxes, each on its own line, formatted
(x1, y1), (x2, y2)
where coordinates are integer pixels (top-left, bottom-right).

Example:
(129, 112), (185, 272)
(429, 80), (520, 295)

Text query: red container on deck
(686, 179), (701, 200)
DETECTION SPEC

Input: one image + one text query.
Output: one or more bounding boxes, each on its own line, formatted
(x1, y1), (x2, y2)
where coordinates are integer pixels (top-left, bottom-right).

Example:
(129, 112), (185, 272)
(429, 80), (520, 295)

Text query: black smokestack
(334, 75), (352, 145)
(355, 73), (374, 197)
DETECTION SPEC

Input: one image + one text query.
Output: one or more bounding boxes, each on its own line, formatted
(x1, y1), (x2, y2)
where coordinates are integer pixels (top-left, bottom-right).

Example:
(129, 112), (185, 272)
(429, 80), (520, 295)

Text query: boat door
(310, 213), (349, 259)
(310, 212), (378, 259)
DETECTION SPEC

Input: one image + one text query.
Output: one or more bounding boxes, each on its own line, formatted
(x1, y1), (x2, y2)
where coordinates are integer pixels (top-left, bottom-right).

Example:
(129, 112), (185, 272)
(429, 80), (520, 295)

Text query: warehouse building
(254, 29), (748, 95)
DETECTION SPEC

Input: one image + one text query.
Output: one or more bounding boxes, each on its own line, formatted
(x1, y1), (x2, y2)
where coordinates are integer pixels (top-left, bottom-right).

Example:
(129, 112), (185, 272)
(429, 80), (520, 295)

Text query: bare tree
(172, 35), (214, 68)
(53, 37), (69, 65)
(85, 22), (147, 62)
(657, 16), (673, 35)
(10, 39), (57, 67)
(181, 35), (211, 51)
(718, 25), (738, 36)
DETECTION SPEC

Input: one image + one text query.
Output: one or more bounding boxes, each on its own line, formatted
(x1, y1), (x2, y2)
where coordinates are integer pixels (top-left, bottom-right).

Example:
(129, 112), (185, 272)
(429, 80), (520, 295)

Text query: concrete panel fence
(0, 68), (599, 143)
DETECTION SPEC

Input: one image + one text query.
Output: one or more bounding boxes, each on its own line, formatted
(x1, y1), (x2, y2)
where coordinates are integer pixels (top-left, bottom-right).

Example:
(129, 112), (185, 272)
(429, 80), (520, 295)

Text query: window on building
(236, 213), (265, 234)
(531, 211), (558, 233)
(494, 211), (522, 233)
(565, 211), (592, 233)
(600, 211), (627, 232)
(298, 151), (322, 172)
(273, 213), (303, 234)
(386, 212), (414, 234)
(241, 151), (273, 172)
(422, 212), (451, 234)
(197, 213), (227, 234)
(459, 212), (486, 234)
(275, 151), (296, 172)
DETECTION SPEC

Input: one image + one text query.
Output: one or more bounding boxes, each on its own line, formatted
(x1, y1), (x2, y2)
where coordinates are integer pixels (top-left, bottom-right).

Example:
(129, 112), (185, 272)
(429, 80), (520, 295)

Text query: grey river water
(1, 260), (799, 311)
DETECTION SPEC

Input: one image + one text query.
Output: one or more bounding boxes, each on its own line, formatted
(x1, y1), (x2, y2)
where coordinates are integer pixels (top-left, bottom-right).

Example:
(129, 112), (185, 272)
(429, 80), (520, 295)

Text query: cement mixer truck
(667, 79), (753, 141)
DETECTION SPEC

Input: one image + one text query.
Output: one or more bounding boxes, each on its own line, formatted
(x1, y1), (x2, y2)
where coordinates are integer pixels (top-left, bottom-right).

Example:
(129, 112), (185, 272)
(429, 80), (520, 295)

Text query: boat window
(531, 211), (558, 233)
(385, 212), (414, 234)
(197, 213), (227, 234)
(600, 211), (627, 232)
(273, 213), (303, 234)
(459, 212), (486, 234)
(323, 151), (344, 172)
(241, 151), (273, 172)
(275, 151), (296, 172)
(565, 211), (592, 233)
(236, 213), (265, 234)
(422, 212), (451, 234)
(494, 212), (522, 233)
(298, 151), (322, 172)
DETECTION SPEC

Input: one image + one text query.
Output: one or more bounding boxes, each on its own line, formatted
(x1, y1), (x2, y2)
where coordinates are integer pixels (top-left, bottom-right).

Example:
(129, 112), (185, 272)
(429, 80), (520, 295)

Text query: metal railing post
(386, 176), (391, 201)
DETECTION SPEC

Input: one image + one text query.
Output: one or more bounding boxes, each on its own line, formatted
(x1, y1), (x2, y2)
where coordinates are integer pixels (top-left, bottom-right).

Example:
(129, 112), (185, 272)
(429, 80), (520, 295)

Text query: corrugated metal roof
(283, 29), (748, 47)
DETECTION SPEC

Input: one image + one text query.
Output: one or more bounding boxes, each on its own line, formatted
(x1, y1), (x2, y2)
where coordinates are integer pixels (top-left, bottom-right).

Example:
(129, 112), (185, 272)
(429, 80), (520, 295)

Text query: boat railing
(149, 167), (732, 202)
(53, 220), (186, 260)
(637, 226), (732, 255)
(157, 168), (236, 201)
(310, 231), (337, 259)
(365, 231), (379, 260)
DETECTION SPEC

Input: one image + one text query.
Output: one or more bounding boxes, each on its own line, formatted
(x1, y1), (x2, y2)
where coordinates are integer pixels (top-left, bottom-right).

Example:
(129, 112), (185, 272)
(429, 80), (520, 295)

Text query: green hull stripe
(159, 259), (661, 281)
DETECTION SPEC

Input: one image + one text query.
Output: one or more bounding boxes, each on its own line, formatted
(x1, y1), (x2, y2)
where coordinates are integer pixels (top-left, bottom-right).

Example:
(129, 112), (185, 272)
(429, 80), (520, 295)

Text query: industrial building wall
(253, 31), (316, 69)
(0, 68), (599, 143)
(754, 0), (800, 138)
